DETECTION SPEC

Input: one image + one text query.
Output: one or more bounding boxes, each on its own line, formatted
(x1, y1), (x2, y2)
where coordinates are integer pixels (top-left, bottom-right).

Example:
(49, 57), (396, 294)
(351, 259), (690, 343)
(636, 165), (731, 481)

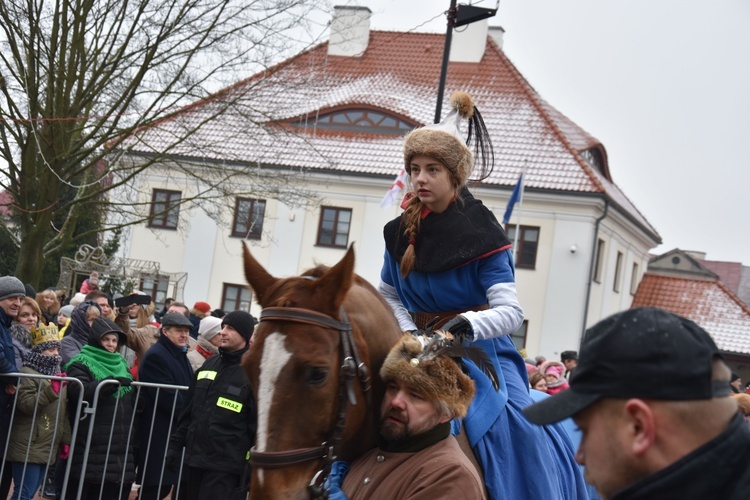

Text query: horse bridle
(249, 306), (372, 497)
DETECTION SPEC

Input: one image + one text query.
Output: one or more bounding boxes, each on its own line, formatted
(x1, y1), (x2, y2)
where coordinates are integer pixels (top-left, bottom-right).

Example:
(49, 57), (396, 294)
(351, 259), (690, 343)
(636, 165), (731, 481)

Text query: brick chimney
(449, 18), (489, 63)
(328, 5), (371, 57)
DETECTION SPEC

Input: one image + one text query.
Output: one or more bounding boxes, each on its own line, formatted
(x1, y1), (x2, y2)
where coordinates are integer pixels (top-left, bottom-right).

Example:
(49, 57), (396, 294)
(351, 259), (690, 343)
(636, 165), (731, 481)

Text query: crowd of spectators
(0, 273), (258, 500)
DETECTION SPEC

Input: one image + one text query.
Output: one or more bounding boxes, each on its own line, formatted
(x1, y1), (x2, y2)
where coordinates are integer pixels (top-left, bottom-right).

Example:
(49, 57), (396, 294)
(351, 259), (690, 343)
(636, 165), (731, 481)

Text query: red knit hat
(193, 301), (211, 314)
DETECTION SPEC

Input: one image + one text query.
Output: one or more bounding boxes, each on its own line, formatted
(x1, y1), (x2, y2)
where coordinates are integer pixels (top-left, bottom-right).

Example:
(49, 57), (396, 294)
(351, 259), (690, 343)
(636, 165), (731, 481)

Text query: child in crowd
(539, 360), (569, 395)
(6, 324), (70, 500)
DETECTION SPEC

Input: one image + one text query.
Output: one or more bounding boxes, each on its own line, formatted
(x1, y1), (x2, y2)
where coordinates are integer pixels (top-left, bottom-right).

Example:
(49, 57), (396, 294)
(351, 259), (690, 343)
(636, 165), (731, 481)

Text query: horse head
(242, 243), (401, 499)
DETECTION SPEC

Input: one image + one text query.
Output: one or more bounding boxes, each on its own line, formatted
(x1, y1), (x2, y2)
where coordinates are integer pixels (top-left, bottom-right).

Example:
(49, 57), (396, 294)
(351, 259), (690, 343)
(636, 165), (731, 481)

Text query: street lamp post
(434, 1), (499, 123)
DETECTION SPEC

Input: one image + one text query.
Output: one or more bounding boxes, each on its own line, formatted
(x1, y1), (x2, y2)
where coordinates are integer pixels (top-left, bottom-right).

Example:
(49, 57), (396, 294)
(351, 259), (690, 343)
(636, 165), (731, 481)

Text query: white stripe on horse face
(256, 331), (292, 486)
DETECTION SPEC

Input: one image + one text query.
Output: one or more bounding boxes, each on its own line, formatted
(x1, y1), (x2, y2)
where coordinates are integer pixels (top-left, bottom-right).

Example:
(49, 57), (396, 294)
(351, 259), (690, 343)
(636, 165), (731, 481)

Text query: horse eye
(306, 367), (328, 386)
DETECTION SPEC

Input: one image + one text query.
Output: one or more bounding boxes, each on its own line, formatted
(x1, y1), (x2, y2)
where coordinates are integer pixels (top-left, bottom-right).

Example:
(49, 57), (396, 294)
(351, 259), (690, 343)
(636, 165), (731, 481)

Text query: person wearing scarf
(6, 324), (70, 500)
(378, 92), (587, 499)
(65, 317), (135, 500)
(186, 316), (222, 371)
(60, 300), (101, 365)
(10, 297), (41, 370)
(539, 360), (570, 395)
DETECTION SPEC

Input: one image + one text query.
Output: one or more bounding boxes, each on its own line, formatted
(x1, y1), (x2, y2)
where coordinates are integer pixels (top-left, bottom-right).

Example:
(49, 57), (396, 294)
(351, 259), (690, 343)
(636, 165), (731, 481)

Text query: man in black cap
(524, 307), (750, 500)
(166, 310), (257, 499)
(137, 312), (195, 499)
(560, 350), (578, 380)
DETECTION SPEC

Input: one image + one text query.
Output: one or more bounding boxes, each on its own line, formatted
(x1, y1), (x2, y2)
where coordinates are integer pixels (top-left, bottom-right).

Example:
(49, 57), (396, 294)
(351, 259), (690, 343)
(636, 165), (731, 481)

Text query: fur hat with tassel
(403, 91), (494, 186)
(380, 332), (478, 419)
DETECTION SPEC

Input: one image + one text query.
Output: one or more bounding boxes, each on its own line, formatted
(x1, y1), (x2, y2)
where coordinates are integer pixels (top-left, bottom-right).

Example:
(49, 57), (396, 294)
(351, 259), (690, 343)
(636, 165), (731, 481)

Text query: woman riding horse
(377, 91), (587, 499)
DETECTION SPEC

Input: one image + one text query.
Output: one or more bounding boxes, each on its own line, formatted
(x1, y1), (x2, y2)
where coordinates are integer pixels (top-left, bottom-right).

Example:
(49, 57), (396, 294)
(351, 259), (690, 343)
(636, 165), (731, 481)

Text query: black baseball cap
(524, 307), (731, 425)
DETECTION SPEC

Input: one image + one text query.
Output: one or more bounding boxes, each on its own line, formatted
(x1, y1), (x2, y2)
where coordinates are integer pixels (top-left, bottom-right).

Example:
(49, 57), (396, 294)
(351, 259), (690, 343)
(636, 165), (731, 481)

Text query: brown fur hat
(380, 333), (476, 418)
(403, 91), (475, 186)
(732, 393), (750, 415)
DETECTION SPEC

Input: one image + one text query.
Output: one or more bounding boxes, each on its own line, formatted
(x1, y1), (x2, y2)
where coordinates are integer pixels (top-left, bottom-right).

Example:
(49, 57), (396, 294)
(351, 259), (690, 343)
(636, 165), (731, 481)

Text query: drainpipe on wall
(581, 199), (609, 341)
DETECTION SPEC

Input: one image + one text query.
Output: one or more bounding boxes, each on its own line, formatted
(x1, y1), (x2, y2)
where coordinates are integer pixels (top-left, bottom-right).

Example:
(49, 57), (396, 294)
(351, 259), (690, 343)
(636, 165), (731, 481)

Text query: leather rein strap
(249, 306), (371, 494)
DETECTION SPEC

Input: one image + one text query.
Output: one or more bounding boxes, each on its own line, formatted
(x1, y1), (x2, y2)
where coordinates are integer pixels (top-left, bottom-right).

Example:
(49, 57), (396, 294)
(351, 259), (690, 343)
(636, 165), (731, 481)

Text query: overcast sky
(341, 0), (750, 265)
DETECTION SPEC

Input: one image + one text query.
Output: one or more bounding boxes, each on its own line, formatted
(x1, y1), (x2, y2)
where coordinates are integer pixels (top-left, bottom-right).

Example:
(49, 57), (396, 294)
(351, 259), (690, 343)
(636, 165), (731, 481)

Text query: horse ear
(315, 244), (355, 314)
(242, 242), (277, 307)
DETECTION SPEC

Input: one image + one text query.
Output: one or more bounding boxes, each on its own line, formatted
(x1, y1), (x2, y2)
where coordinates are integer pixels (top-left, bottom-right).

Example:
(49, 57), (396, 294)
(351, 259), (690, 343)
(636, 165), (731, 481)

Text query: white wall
(182, 206), (219, 306)
(537, 216), (594, 358)
(123, 166), (658, 359)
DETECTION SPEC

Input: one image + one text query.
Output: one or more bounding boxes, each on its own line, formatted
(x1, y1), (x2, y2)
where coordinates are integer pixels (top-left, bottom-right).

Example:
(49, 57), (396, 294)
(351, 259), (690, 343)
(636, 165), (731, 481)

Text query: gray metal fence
(1, 372), (189, 500)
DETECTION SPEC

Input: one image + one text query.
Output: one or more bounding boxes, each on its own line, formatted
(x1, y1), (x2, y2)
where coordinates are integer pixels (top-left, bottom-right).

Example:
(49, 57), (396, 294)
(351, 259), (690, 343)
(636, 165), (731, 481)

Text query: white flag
(380, 168), (408, 209)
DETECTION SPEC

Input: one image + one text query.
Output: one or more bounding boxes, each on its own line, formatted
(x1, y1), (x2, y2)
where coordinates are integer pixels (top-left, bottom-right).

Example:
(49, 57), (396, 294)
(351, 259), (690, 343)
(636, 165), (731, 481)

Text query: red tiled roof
(632, 273), (750, 354)
(125, 30), (658, 239)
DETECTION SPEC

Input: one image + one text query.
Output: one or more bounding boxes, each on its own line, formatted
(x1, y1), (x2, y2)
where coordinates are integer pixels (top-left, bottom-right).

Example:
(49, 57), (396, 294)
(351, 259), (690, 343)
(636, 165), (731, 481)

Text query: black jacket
(169, 345), (256, 475)
(137, 334), (193, 485)
(613, 413), (750, 499)
(66, 362), (136, 484)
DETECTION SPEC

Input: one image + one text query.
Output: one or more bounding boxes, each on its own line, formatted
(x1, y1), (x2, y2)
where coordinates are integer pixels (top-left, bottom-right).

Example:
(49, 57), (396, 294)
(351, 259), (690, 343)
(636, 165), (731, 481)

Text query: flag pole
(512, 164), (526, 264)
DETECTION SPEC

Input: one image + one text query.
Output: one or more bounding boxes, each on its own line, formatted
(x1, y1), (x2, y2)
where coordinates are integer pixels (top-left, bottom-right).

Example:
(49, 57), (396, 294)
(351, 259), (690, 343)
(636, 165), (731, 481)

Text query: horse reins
(249, 306), (372, 497)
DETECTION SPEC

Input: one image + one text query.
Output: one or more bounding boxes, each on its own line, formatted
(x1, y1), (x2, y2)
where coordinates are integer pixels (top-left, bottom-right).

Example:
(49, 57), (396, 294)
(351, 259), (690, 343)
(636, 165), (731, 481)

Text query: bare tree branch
(0, 0), (330, 284)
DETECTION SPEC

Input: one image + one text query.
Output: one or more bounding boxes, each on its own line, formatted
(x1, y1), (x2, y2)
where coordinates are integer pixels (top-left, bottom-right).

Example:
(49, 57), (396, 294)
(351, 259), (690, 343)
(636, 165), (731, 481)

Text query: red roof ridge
(487, 39), (606, 193)
(716, 279), (750, 317)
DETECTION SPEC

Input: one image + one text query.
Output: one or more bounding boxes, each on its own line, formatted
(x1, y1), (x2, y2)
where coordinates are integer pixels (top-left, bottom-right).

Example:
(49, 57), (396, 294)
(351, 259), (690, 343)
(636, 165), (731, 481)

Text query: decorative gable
(287, 106), (419, 136)
(648, 248), (718, 280)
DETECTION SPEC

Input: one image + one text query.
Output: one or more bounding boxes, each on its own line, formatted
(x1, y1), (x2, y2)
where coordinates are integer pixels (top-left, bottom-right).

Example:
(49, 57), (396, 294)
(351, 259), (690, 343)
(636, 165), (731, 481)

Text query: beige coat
(343, 435), (485, 499)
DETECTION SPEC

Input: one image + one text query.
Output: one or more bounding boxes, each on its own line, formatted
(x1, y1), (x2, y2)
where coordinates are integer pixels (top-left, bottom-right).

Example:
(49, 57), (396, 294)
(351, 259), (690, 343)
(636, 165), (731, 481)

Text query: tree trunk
(15, 224), (48, 288)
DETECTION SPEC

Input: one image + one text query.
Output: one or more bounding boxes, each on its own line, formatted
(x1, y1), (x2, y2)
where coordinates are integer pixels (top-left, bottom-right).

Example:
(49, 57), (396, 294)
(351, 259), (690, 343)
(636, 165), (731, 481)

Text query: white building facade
(117, 6), (660, 359)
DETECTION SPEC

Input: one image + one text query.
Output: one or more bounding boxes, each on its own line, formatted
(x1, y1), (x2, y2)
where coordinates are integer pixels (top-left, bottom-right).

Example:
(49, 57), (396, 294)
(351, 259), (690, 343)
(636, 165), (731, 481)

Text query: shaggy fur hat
(380, 333), (476, 418)
(403, 91), (475, 186)
(732, 393), (750, 415)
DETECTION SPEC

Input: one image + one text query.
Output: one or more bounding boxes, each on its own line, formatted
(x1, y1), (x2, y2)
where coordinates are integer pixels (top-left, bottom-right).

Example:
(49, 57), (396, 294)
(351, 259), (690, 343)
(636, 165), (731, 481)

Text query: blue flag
(502, 174), (523, 225)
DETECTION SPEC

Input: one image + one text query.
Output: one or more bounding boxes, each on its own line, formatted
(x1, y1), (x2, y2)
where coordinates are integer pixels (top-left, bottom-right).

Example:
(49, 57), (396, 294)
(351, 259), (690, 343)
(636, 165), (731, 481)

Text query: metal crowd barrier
(1, 372), (189, 500)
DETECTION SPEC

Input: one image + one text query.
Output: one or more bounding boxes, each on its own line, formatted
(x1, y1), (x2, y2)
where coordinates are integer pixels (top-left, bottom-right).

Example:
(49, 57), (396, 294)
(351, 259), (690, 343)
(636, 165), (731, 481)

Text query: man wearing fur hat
(167, 310), (257, 500)
(338, 332), (485, 499)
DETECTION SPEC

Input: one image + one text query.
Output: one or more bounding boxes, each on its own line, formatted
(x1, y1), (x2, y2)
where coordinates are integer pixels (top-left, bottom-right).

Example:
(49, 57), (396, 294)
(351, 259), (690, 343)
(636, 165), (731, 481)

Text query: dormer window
(289, 108), (417, 136)
(580, 147), (605, 173)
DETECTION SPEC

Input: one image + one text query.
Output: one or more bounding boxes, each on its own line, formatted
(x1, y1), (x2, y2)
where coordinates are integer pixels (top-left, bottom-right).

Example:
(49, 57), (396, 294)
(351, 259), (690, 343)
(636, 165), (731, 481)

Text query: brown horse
(242, 243), (402, 499)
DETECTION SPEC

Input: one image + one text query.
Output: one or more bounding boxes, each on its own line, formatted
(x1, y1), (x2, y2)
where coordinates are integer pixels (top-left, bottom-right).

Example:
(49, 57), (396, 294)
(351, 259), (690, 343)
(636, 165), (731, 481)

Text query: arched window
(289, 108), (417, 135)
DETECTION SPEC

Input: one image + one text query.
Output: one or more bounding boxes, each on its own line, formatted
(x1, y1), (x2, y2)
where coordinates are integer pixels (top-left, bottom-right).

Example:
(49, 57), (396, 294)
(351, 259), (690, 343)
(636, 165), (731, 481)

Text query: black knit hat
(221, 310), (255, 342)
